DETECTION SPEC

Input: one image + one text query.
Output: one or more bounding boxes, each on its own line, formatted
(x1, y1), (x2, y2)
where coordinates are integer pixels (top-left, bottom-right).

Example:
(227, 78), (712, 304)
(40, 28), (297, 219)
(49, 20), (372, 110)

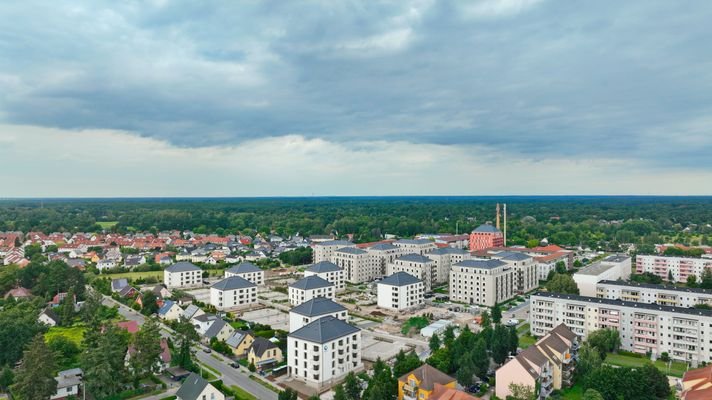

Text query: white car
(506, 318), (519, 326)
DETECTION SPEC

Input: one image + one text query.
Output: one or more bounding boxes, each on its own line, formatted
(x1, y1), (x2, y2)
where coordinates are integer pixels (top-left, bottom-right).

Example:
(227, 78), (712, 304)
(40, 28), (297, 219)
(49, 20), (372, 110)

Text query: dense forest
(1, 197), (711, 249)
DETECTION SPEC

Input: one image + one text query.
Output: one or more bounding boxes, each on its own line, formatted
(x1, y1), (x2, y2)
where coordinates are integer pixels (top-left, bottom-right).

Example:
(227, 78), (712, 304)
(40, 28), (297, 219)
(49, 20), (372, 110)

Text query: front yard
(604, 353), (688, 377)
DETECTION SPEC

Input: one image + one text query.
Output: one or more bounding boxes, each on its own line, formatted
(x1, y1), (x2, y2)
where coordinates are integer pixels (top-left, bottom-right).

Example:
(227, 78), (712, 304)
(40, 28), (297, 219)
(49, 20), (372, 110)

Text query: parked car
(230, 362), (240, 369)
(203, 348), (212, 353)
(506, 318), (519, 326)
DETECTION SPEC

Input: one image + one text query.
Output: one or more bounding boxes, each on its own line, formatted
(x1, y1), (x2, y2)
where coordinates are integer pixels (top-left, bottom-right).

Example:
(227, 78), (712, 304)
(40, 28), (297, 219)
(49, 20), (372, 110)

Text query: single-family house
(176, 372), (225, 400)
(247, 337), (283, 370)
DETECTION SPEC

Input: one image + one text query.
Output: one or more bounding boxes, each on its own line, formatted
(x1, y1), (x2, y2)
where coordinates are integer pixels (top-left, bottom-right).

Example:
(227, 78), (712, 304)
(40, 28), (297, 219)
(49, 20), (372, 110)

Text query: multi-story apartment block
(572, 254), (632, 296)
(496, 324), (578, 399)
(289, 297), (348, 332)
(224, 262), (265, 285)
(366, 243), (409, 276)
(449, 259), (516, 307)
(288, 275), (335, 306)
(313, 240), (355, 263)
(426, 247), (471, 285)
(163, 262), (202, 289)
(387, 254), (437, 291)
(636, 255), (712, 283)
(393, 239), (437, 255)
(210, 276), (257, 310)
(493, 251), (538, 293)
(331, 247), (381, 283)
(287, 316), (362, 388)
(468, 224), (504, 252)
(304, 261), (345, 291)
(596, 280), (712, 308)
(530, 291), (712, 365)
(377, 272), (425, 310)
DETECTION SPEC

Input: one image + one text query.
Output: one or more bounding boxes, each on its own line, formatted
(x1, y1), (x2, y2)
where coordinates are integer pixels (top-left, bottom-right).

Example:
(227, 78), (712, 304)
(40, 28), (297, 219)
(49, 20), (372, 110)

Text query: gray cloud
(1, 0), (712, 168)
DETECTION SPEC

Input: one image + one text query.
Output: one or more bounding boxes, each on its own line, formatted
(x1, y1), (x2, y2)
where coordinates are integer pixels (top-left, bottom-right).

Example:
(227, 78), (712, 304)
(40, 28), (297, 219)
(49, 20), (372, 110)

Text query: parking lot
(241, 307), (289, 331)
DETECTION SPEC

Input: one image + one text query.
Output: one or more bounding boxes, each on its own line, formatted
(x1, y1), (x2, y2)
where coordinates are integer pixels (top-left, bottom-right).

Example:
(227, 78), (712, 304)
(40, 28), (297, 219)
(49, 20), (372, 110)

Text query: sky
(1, 0), (712, 197)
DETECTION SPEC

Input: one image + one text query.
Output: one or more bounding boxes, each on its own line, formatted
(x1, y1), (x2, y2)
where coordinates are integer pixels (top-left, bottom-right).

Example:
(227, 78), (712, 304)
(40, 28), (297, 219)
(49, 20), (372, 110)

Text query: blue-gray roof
(317, 240), (353, 246)
(158, 300), (176, 315)
(211, 276), (256, 291)
(306, 261), (342, 273)
(395, 253), (433, 263)
(226, 262), (262, 274)
(395, 239), (433, 245)
(369, 243), (398, 251)
(429, 247), (468, 255)
(290, 297), (347, 317)
(473, 224), (501, 233)
(176, 373), (210, 400)
(497, 251), (532, 261)
(335, 247), (367, 255)
(454, 259), (508, 269)
(289, 275), (334, 290)
(289, 316), (360, 344)
(379, 272), (422, 287)
(204, 319), (230, 338)
(164, 262), (201, 273)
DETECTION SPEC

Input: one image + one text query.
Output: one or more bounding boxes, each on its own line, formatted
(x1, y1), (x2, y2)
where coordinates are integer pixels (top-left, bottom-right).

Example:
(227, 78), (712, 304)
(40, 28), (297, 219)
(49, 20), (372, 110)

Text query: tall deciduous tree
(545, 273), (579, 294)
(429, 333), (441, 353)
(82, 325), (128, 399)
(12, 334), (57, 400)
(363, 358), (397, 400)
(491, 303), (502, 324)
(471, 338), (489, 379)
(129, 318), (163, 379)
(343, 371), (362, 400)
(174, 318), (199, 369)
(58, 288), (76, 326)
(507, 383), (535, 400)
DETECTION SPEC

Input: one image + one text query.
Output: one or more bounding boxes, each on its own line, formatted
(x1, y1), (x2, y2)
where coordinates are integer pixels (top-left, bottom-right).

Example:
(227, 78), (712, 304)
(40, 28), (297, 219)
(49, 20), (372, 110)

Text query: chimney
(503, 203), (507, 246)
(496, 203), (501, 230)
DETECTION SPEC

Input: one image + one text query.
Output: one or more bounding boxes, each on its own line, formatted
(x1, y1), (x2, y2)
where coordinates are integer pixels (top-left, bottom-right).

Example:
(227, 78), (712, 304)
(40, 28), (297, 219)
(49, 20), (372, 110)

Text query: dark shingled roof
(472, 224), (501, 233)
(305, 261), (342, 273)
(496, 251), (532, 261)
(395, 253), (433, 263)
(395, 239), (433, 245)
(250, 337), (278, 357)
(176, 372), (211, 400)
(289, 316), (360, 343)
(335, 247), (367, 255)
(290, 297), (346, 317)
(316, 240), (353, 247)
(378, 272), (422, 287)
(226, 262), (262, 274)
(289, 275), (334, 290)
(164, 262), (201, 273)
(211, 276), (256, 291)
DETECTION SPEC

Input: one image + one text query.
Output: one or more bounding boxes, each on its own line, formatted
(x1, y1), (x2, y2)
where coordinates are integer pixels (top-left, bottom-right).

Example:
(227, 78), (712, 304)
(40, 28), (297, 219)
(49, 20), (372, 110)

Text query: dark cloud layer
(1, 0), (711, 167)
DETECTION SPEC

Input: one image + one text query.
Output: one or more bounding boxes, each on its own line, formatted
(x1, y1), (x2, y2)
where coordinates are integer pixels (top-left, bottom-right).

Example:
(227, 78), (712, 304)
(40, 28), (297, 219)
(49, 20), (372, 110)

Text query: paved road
(102, 295), (278, 400)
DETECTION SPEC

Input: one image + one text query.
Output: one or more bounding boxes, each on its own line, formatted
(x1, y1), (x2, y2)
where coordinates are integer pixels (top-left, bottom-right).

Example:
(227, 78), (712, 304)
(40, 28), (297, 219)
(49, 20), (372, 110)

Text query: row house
(596, 280), (712, 308)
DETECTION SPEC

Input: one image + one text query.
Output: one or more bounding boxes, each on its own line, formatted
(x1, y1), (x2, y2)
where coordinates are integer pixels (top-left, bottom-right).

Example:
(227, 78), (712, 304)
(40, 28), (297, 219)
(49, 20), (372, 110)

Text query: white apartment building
(573, 254), (632, 296)
(393, 239), (437, 255)
(289, 297), (348, 331)
(288, 316), (362, 388)
(377, 272), (424, 310)
(304, 261), (345, 291)
(450, 259), (516, 307)
(425, 247), (471, 285)
(288, 275), (335, 306)
(313, 240), (355, 263)
(331, 247), (381, 284)
(386, 253), (437, 291)
(163, 262), (202, 289)
(636, 255), (712, 283)
(493, 251), (538, 293)
(210, 276), (257, 310)
(596, 280), (712, 308)
(224, 262), (265, 285)
(365, 243), (408, 276)
(530, 291), (712, 365)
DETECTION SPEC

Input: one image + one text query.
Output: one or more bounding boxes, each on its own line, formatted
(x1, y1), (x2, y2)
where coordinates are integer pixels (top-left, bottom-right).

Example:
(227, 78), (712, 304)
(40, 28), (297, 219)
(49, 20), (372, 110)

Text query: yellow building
(226, 330), (254, 357)
(398, 364), (456, 400)
(247, 337), (283, 370)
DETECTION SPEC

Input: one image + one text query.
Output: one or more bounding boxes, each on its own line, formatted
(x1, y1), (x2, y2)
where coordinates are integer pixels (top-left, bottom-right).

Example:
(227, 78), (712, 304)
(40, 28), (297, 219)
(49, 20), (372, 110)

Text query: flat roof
(598, 280), (712, 295)
(574, 262), (615, 276)
(532, 291), (712, 317)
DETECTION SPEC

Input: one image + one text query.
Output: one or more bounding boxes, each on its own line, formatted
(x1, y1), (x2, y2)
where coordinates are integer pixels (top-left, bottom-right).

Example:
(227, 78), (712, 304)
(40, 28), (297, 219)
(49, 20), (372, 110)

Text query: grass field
(517, 323), (530, 335)
(45, 325), (87, 346)
(96, 221), (119, 229)
(604, 353), (688, 377)
(519, 334), (537, 349)
(560, 383), (585, 399)
(230, 386), (257, 400)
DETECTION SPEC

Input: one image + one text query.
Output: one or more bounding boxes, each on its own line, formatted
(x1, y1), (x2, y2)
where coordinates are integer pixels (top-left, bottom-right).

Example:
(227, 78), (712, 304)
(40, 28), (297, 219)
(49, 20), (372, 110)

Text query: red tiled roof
(117, 320), (140, 334)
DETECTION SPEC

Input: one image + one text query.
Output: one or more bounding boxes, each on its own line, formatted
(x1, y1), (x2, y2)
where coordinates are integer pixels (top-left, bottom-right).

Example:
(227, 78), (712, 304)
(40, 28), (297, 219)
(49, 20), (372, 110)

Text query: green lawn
(401, 316), (430, 334)
(517, 323), (530, 335)
(560, 382), (585, 399)
(519, 334), (537, 349)
(604, 353), (688, 377)
(96, 221), (119, 229)
(45, 325), (87, 346)
(230, 386), (257, 400)
(248, 375), (279, 393)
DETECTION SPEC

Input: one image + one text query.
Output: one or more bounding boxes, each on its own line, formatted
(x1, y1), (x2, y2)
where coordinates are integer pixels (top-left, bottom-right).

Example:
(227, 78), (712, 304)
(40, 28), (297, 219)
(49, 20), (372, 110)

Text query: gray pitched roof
(429, 247), (468, 255)
(335, 247), (367, 255)
(368, 243), (398, 251)
(395, 253), (432, 263)
(289, 275), (334, 290)
(305, 261), (342, 273)
(226, 262), (262, 274)
(473, 224), (501, 233)
(395, 239), (433, 245)
(250, 337), (278, 357)
(41, 307), (60, 324)
(176, 372), (211, 400)
(497, 251), (532, 261)
(211, 276), (256, 291)
(204, 319), (229, 339)
(454, 259), (508, 269)
(183, 304), (202, 319)
(226, 330), (253, 348)
(288, 316), (360, 344)
(317, 240), (353, 247)
(111, 278), (128, 291)
(165, 262), (201, 273)
(290, 297), (346, 317)
(379, 272), (422, 287)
